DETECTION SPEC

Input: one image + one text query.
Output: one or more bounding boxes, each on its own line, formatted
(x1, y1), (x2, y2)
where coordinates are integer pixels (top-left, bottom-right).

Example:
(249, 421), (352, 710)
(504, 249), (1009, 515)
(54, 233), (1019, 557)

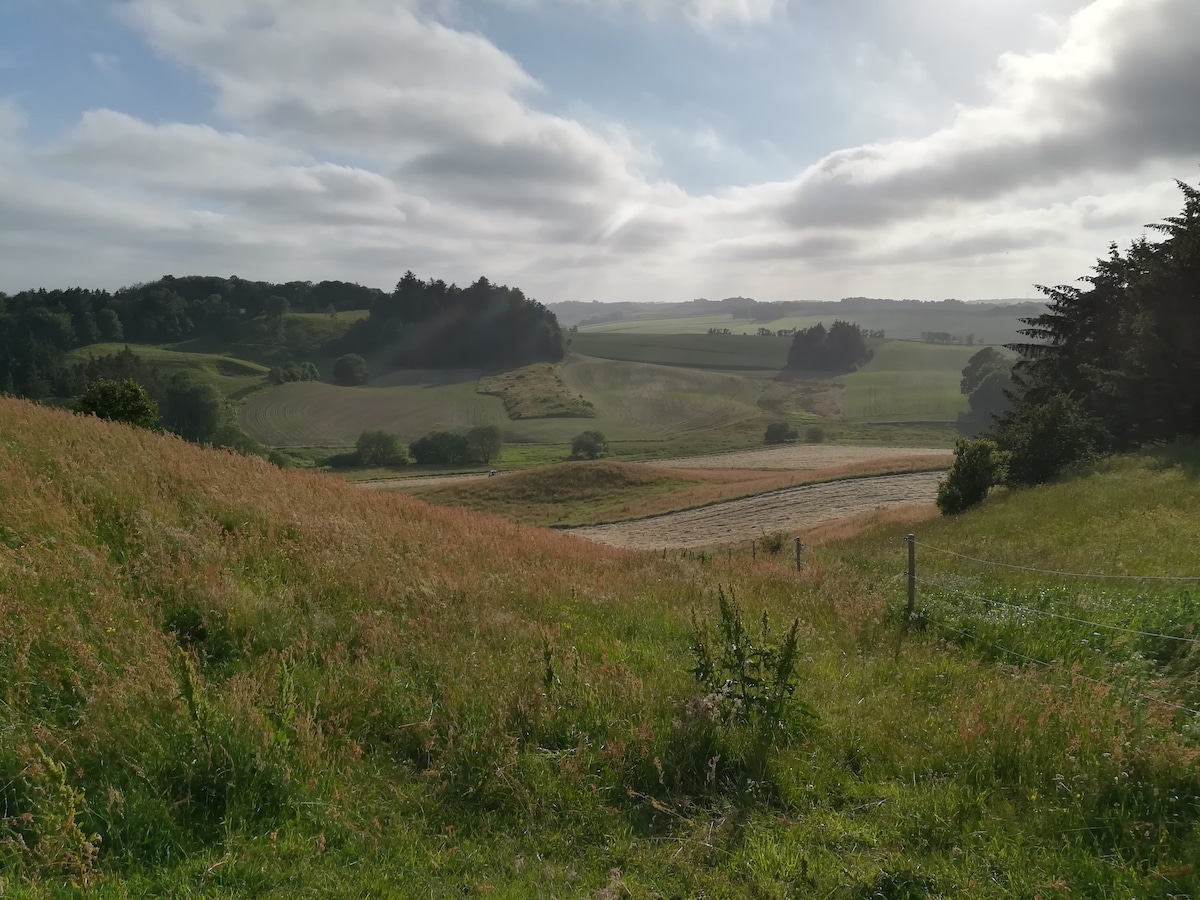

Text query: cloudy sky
(1, 0), (1197, 302)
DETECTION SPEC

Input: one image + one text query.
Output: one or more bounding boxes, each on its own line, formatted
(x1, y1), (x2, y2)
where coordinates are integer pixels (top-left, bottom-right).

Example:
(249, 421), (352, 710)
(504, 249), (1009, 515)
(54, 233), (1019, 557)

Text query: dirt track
(566, 471), (944, 550)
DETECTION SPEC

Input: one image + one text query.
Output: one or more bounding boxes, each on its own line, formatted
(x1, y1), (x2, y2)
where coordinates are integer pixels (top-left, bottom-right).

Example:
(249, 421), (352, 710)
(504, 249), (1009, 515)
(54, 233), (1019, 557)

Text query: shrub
(466, 425), (503, 464)
(410, 431), (470, 465)
(804, 425), (826, 444)
(763, 422), (799, 444)
(570, 430), (608, 460)
(356, 430), (408, 467)
(321, 450), (362, 468)
(759, 531), (786, 554)
(683, 590), (814, 788)
(74, 378), (158, 429)
(936, 438), (1005, 515)
(997, 393), (1108, 487)
(332, 354), (369, 386)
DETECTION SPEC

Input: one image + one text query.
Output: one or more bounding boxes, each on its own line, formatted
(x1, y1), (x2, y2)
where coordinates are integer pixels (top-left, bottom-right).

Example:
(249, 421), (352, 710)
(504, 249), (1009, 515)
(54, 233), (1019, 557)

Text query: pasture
(834, 340), (976, 422)
(570, 331), (792, 369)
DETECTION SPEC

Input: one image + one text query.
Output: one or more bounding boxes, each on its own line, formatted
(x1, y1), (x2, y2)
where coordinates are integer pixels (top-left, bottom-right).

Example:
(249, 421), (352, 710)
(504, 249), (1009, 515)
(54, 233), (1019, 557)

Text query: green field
(240, 356), (780, 448)
(834, 340), (975, 423)
(580, 307), (1032, 345)
(65, 343), (271, 398)
(570, 332), (793, 369)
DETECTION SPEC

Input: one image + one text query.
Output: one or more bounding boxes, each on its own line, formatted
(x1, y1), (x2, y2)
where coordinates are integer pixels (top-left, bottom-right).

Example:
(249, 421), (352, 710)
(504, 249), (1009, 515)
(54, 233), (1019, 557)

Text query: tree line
(341, 271), (564, 368)
(785, 321), (873, 371)
(0, 271), (563, 401)
(939, 180), (1200, 513)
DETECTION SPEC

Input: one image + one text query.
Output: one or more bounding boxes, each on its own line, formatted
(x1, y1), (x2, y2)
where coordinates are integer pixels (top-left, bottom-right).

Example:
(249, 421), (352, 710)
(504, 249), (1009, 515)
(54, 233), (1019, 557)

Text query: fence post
(795, 537), (803, 571)
(752, 540), (756, 561)
(728, 547), (732, 564)
(906, 534), (916, 623)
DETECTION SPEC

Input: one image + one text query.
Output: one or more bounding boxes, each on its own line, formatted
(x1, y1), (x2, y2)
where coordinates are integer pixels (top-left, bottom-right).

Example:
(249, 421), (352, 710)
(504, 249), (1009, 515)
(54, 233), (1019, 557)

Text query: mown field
(5, 400), (1200, 897)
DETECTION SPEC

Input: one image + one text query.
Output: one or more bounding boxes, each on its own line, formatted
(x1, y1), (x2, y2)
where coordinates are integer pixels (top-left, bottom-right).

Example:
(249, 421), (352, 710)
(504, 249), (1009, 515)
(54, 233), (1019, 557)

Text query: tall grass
(3, 398), (1200, 896)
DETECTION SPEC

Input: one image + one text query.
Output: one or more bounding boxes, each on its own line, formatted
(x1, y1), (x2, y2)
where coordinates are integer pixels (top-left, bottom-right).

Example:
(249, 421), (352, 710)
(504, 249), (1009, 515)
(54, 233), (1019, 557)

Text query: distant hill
(549, 296), (1044, 328)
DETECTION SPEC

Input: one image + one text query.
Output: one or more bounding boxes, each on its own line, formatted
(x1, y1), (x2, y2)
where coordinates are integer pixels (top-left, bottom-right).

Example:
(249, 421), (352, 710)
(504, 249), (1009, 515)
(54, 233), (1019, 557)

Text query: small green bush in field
(937, 438), (1005, 515)
(759, 531), (786, 555)
(684, 590), (814, 787)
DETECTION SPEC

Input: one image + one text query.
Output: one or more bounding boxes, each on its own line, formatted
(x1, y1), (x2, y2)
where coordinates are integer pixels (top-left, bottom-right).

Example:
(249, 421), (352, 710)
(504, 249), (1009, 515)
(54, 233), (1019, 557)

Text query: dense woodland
(784, 320), (873, 371)
(344, 271), (564, 368)
(0, 272), (562, 400)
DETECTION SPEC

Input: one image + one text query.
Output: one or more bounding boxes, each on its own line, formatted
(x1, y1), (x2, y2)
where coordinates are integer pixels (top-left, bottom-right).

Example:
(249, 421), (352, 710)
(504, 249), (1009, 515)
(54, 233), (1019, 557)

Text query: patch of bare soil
(566, 471), (945, 550)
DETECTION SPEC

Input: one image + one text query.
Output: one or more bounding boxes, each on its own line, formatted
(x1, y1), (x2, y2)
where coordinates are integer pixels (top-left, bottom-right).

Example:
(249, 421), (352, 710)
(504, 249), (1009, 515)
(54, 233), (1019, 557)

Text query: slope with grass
(477, 362), (595, 419)
(5, 398), (1200, 896)
(65, 343), (271, 399)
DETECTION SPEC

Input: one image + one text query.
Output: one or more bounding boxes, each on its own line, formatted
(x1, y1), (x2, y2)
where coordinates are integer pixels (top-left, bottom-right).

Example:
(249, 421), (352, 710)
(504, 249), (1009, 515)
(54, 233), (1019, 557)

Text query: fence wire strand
(913, 575), (1200, 646)
(912, 540), (1200, 582)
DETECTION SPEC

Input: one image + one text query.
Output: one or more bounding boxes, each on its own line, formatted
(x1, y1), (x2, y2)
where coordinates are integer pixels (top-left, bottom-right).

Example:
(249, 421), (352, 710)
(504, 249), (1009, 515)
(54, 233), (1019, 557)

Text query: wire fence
(903, 534), (1200, 718)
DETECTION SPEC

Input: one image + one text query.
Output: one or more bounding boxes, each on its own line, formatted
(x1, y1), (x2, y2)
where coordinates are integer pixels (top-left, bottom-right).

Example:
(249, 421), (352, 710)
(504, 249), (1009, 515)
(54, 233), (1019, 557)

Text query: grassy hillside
(4, 398), (1200, 896)
(65, 343), (271, 400)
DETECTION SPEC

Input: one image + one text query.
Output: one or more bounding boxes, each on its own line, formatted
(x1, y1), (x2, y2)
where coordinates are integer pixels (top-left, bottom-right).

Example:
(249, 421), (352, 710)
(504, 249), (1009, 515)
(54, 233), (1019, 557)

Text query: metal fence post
(907, 534), (916, 622)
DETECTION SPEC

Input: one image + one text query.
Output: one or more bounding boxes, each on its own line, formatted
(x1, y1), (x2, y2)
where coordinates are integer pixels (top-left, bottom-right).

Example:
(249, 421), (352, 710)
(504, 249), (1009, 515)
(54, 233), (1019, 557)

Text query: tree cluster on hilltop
(341, 271), (564, 368)
(939, 179), (1200, 514)
(785, 320), (872, 371)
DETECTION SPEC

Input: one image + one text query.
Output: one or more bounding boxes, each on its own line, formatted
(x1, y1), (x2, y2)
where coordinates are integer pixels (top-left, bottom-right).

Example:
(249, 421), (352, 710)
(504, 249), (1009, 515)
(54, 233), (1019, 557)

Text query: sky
(1, 0), (1197, 302)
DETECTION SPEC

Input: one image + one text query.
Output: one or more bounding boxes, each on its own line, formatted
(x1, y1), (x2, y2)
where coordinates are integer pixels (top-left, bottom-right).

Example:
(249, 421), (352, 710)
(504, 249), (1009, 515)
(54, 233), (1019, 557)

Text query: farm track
(566, 471), (944, 550)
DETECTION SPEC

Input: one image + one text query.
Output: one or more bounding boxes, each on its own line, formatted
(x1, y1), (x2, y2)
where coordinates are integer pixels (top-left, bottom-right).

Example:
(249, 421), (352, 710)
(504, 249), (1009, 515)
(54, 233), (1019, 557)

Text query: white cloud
(0, 0), (1195, 304)
(491, 0), (787, 28)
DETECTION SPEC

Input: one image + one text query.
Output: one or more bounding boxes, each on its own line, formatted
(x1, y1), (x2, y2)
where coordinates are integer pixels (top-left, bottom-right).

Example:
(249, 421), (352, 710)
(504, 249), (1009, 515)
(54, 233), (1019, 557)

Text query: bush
(763, 422), (798, 444)
(466, 425), (503, 465)
(74, 378), (158, 429)
(410, 431), (470, 466)
(570, 430), (608, 460)
(356, 430), (408, 467)
(997, 394), (1108, 487)
(804, 425), (826, 443)
(321, 451), (362, 468)
(759, 531), (786, 554)
(684, 590), (814, 787)
(332, 354), (369, 386)
(267, 361), (320, 385)
(936, 438), (1005, 515)
(207, 424), (266, 457)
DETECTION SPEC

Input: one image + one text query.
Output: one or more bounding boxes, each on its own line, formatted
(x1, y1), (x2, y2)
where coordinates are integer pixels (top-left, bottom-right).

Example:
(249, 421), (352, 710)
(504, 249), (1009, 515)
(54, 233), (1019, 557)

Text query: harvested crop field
(567, 471), (944, 549)
(649, 444), (951, 470)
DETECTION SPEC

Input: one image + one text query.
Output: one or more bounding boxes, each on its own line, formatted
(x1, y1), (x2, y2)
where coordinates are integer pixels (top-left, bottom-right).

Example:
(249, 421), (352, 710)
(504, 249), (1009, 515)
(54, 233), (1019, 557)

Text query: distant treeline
(552, 296), (1045, 328)
(0, 272), (562, 399)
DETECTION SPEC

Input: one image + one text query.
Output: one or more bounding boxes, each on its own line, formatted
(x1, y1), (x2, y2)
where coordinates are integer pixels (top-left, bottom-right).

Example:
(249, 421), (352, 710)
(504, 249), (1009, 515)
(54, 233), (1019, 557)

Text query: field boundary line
(913, 540), (1200, 582)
